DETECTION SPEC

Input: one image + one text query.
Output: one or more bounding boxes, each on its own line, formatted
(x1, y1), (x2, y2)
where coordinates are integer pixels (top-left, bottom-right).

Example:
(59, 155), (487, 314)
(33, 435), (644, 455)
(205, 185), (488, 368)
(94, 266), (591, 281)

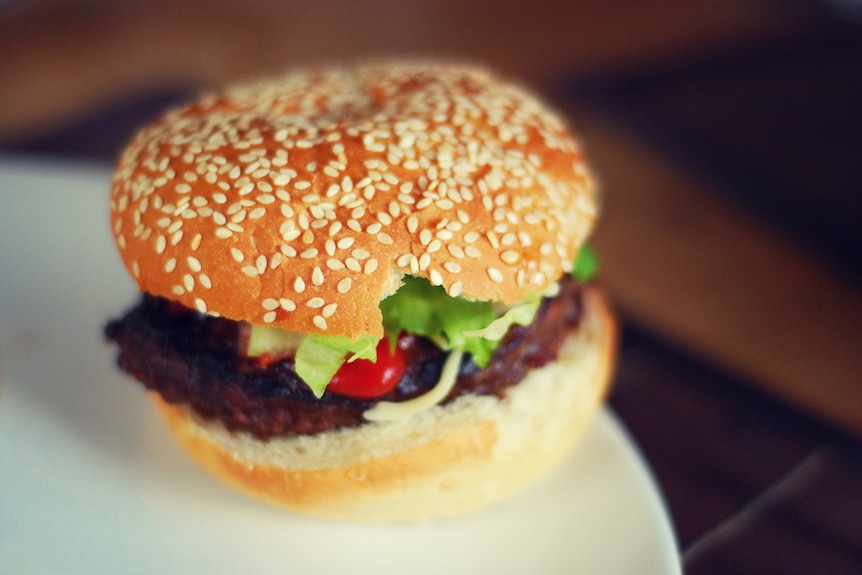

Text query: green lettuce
(273, 246), (597, 396)
(571, 244), (598, 282)
(463, 295), (542, 342)
(379, 276), (542, 368)
(380, 276), (496, 364)
(294, 276), (550, 395)
(294, 334), (378, 398)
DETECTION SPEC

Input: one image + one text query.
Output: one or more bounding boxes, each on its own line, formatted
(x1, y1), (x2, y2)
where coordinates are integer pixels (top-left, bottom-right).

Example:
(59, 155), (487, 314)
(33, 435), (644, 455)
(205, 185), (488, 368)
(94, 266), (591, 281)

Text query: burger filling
(105, 248), (597, 439)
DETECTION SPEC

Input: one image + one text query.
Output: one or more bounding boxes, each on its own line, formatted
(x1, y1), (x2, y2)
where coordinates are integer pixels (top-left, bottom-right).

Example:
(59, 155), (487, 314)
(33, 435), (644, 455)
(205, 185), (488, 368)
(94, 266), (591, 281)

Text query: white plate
(0, 157), (680, 575)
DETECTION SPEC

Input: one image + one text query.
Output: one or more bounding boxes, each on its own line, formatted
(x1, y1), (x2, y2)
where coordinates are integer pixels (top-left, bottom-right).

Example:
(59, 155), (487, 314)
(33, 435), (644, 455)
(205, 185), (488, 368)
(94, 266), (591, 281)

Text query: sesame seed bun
(153, 287), (615, 522)
(110, 61), (598, 339)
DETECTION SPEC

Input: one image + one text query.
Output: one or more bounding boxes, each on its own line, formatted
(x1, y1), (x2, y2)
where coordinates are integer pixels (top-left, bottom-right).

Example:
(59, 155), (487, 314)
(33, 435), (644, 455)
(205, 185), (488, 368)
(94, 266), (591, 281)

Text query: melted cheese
(363, 349), (464, 422)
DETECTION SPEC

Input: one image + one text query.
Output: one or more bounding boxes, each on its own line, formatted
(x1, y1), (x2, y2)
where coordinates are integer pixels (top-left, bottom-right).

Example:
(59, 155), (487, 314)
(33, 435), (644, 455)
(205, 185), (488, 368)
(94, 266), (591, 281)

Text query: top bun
(110, 61), (598, 339)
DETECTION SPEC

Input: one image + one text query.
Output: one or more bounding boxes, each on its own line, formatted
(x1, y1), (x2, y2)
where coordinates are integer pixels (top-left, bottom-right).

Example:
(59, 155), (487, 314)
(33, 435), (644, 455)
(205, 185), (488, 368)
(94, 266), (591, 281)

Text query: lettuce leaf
(571, 244), (598, 282)
(294, 334), (379, 398)
(246, 324), (305, 357)
(381, 276), (510, 368)
(257, 246), (597, 397)
(293, 265), (581, 395)
(463, 295), (541, 342)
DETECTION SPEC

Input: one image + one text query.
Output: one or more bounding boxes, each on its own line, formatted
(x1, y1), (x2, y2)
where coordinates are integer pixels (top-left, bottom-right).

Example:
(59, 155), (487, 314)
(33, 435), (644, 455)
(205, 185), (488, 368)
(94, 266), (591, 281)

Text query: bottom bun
(154, 287), (616, 522)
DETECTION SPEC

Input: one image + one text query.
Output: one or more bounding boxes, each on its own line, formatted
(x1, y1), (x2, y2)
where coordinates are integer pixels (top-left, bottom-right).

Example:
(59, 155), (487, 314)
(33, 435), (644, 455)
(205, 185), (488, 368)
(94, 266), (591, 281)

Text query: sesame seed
(447, 245), (464, 259)
(280, 298), (296, 311)
(341, 176), (354, 192)
(501, 250), (520, 264)
(313, 315), (328, 330)
(263, 311), (277, 323)
(418, 253), (431, 270)
(324, 239), (336, 256)
(376, 210), (394, 229)
(396, 254), (412, 268)
(337, 277), (352, 293)
(322, 303), (338, 317)
(407, 216), (419, 233)
(294, 277), (306, 292)
(448, 281), (463, 297)
(312, 266), (325, 285)
(487, 267), (504, 283)
(187, 256), (202, 272)
(199, 274), (212, 289)
(282, 228), (300, 242)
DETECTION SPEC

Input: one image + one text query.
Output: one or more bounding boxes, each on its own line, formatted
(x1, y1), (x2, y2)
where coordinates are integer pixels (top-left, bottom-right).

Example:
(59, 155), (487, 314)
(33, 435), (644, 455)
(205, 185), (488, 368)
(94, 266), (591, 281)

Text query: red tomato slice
(326, 336), (407, 399)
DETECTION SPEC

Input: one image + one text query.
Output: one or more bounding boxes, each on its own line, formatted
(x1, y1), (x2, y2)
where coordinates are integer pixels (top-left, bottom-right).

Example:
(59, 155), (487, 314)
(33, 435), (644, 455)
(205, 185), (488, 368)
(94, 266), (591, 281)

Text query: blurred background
(2, 0), (861, 572)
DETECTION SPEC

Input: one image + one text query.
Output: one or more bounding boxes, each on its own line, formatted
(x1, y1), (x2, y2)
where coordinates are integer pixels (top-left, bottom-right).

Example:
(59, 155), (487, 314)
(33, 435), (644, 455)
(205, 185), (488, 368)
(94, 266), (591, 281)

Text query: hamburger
(104, 61), (616, 521)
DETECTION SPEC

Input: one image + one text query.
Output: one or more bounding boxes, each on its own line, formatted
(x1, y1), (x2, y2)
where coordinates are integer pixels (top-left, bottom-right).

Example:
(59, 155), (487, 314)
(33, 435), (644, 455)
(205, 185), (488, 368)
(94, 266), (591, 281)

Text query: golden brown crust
(152, 288), (616, 521)
(110, 62), (598, 339)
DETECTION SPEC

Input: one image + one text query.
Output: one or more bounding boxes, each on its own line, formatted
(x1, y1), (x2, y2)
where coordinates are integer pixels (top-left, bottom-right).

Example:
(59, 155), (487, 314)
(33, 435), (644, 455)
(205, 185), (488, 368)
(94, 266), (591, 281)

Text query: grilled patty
(105, 277), (584, 439)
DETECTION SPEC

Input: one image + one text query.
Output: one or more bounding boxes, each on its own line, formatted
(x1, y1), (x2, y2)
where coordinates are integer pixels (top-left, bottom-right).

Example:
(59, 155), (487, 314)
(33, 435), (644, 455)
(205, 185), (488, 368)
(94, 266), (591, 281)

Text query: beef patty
(105, 277), (584, 439)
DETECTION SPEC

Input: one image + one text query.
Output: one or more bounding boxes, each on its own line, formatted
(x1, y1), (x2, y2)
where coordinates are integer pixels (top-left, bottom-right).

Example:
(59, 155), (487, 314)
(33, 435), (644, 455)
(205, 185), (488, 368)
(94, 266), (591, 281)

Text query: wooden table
(3, 1), (861, 572)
